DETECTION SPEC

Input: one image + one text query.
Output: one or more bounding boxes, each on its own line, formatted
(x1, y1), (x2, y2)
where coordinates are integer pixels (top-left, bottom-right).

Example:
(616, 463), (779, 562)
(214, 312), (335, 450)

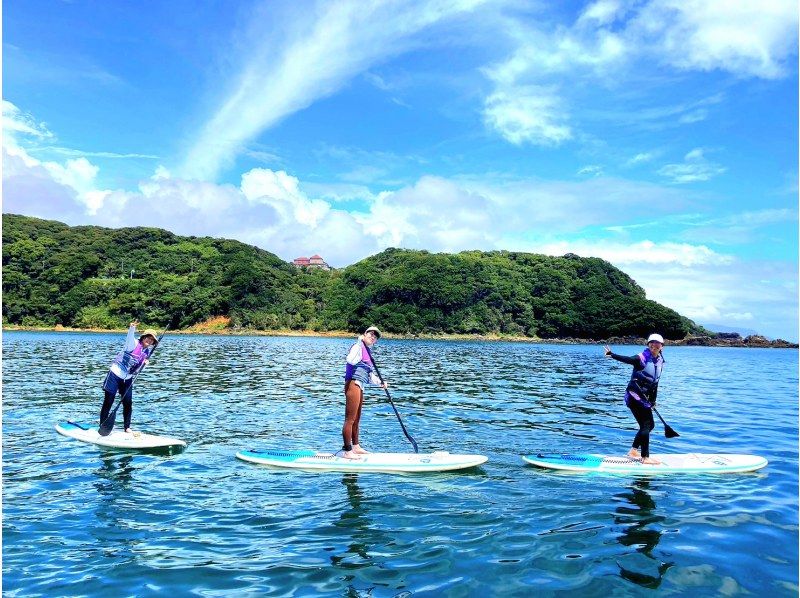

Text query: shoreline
(3, 325), (796, 348)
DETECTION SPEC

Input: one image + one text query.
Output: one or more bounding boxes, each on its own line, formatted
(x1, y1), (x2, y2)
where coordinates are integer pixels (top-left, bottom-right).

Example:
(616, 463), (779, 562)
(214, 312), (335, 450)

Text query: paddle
(652, 406), (680, 438)
(98, 325), (167, 436)
(363, 344), (419, 453)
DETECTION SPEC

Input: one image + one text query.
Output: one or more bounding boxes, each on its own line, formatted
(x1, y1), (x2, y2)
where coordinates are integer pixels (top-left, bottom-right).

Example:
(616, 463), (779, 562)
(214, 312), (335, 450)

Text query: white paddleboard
(236, 449), (488, 473)
(56, 421), (186, 450)
(522, 453), (767, 474)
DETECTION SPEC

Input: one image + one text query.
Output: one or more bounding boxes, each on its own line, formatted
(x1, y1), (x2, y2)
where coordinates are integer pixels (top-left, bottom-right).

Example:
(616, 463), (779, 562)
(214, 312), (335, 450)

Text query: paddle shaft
(99, 325), (167, 434)
(363, 344), (419, 453)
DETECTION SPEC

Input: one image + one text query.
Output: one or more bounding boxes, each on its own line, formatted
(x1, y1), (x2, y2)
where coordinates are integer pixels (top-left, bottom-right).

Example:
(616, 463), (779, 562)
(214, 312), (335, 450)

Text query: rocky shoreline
(603, 333), (798, 349)
(3, 325), (797, 348)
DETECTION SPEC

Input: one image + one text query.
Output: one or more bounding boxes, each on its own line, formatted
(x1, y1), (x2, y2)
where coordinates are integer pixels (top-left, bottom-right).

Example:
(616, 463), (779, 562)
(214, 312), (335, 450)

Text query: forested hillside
(2, 214), (700, 339)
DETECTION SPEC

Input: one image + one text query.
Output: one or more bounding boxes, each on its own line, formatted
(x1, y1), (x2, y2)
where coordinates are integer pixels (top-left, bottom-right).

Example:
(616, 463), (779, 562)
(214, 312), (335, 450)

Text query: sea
(2, 331), (798, 596)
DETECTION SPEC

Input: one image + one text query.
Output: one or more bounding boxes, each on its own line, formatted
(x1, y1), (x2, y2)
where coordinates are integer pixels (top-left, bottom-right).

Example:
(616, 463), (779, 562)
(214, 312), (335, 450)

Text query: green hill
(2, 214), (700, 339)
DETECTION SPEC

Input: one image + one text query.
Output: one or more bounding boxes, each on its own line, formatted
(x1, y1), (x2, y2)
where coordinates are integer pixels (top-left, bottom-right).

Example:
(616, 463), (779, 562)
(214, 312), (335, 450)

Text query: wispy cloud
(2, 100), (52, 141)
(35, 147), (160, 160)
(479, 0), (797, 144)
(178, 0), (491, 181)
(658, 148), (726, 183)
(3, 43), (125, 88)
(577, 164), (603, 177)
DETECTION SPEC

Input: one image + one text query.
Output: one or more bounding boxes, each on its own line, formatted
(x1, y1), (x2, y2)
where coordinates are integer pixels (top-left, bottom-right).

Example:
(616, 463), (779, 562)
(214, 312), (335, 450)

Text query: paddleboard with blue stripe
(236, 449), (488, 473)
(522, 453), (767, 474)
(56, 421), (186, 451)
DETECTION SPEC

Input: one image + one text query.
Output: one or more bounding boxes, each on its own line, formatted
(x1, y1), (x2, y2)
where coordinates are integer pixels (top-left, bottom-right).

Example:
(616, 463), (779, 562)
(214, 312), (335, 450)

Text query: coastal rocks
(603, 334), (797, 348)
(669, 334), (797, 349)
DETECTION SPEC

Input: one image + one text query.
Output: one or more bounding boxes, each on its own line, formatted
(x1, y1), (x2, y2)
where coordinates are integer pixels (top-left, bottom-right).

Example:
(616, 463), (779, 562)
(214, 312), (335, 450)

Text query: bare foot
(339, 450), (362, 460)
(627, 448), (641, 459)
(125, 428), (133, 434)
(352, 444), (370, 454)
(641, 457), (661, 465)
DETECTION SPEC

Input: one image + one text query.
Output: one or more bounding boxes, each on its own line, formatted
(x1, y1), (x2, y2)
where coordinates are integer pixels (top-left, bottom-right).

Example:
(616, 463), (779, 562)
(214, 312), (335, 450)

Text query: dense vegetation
(3, 214), (700, 339)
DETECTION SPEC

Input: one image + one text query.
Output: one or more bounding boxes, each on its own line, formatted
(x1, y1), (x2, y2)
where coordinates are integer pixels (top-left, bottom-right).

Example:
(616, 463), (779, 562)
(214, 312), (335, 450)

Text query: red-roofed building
(292, 254), (330, 270)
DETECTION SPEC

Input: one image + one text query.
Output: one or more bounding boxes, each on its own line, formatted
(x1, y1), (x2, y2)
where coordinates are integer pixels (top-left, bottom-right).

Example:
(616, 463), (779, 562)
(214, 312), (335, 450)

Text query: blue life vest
(111, 344), (151, 379)
(344, 341), (374, 386)
(626, 349), (664, 404)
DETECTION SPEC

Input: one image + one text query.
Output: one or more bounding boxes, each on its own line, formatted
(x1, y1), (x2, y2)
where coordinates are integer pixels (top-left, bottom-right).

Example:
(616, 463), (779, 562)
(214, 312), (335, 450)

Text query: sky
(2, 0), (798, 341)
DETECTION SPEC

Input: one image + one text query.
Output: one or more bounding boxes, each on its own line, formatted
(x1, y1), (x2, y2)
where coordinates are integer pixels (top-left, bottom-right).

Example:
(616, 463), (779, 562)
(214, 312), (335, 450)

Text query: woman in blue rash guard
(340, 325), (387, 460)
(603, 334), (666, 465)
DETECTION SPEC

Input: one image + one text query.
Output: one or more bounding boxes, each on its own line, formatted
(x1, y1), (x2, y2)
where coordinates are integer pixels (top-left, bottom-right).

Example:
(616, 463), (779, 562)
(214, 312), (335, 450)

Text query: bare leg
(352, 392), (364, 448)
(341, 381), (363, 459)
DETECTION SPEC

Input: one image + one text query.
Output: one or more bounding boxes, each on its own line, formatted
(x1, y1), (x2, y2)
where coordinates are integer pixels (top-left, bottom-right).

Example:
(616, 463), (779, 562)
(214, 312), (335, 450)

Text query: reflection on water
(614, 480), (672, 589)
(333, 474), (372, 566)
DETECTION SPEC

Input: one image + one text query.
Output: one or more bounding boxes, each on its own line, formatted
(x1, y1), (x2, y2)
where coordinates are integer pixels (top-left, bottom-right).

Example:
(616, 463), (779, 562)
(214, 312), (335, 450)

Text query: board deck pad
(522, 453), (767, 474)
(56, 421), (186, 450)
(236, 449), (488, 473)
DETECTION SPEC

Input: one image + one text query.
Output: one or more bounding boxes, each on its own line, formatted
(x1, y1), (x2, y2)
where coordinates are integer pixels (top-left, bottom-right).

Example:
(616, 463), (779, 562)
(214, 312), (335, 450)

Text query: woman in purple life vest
(603, 333), (666, 465)
(100, 321), (158, 433)
(340, 325), (387, 460)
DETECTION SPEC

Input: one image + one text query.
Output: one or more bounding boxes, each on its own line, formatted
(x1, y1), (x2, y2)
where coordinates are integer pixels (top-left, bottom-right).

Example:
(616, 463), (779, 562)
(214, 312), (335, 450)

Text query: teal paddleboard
(522, 453), (767, 474)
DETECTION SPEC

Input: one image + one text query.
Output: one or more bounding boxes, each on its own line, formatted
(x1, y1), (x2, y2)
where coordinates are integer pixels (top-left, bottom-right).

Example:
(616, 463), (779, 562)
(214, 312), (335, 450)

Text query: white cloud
(2, 100), (53, 141)
(241, 168), (330, 227)
(577, 164), (603, 177)
(657, 147), (726, 183)
(527, 239), (733, 267)
(624, 260), (797, 340)
(483, 87), (573, 145)
(2, 101), (109, 214)
(480, 0), (797, 144)
(634, 0), (798, 79)
(626, 152), (656, 166)
(39, 147), (160, 160)
(178, 0), (492, 181)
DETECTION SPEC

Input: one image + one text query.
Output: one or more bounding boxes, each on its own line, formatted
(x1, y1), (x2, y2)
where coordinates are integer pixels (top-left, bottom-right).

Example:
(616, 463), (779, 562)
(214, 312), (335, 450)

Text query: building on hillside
(292, 254), (330, 270)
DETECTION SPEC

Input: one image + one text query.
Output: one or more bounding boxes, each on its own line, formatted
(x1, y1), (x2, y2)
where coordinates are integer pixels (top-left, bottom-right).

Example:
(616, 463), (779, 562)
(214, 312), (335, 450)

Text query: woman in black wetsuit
(603, 334), (665, 465)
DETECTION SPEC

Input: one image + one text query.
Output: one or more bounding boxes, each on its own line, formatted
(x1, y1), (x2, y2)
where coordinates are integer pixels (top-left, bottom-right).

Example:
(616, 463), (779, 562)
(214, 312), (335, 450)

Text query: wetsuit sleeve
(609, 353), (642, 367)
(346, 341), (362, 365)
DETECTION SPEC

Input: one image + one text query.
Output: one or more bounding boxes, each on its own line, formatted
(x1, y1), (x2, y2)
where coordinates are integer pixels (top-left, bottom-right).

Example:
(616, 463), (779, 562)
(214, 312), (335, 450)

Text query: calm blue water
(3, 331), (798, 596)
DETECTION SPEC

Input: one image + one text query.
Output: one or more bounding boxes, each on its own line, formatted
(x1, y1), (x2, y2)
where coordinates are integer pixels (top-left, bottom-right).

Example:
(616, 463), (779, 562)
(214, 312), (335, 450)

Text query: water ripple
(2, 332), (797, 596)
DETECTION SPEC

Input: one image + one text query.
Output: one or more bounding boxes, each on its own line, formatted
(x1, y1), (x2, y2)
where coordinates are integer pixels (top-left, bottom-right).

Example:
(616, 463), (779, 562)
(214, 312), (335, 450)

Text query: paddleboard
(236, 449), (488, 473)
(55, 421), (186, 450)
(522, 453), (767, 474)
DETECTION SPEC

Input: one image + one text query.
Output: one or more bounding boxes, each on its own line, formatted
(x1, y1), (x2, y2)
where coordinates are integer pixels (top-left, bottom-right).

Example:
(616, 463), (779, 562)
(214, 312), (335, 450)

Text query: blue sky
(3, 0), (798, 341)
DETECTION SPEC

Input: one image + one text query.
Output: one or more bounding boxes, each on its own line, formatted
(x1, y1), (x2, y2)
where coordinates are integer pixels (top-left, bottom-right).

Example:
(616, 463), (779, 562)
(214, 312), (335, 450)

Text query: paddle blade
(98, 409), (117, 436)
(664, 426), (680, 438)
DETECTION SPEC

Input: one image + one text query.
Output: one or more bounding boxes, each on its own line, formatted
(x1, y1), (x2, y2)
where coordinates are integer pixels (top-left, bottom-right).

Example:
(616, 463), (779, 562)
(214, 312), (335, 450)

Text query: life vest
(626, 349), (664, 404)
(110, 343), (152, 380)
(344, 340), (374, 386)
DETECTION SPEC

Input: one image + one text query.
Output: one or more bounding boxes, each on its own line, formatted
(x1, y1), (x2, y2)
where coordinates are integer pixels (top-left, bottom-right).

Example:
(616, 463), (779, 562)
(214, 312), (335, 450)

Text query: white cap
(647, 333), (664, 344)
(364, 326), (381, 338)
